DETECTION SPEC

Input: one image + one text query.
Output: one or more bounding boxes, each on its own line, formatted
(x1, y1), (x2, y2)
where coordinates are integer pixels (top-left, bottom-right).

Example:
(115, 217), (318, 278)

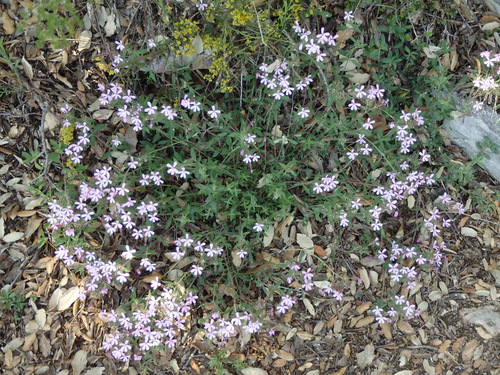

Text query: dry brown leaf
(39, 334), (51, 357)
(190, 358), (201, 374)
(397, 321), (414, 334)
(5, 337), (23, 353)
(272, 359), (287, 368)
(35, 309), (46, 328)
(344, 343), (351, 357)
(22, 333), (36, 351)
(78, 30), (92, 51)
(331, 367), (347, 375)
(25, 217), (43, 238)
(56, 73), (73, 88)
(452, 337), (465, 352)
(480, 15), (500, 23)
(104, 14), (116, 37)
(381, 322), (393, 340)
(231, 248), (242, 267)
(277, 349), (294, 361)
(347, 71), (370, 84)
(21, 56), (34, 80)
(461, 339), (479, 362)
(355, 302), (371, 314)
(482, 21), (500, 31)
(2, 12), (15, 34)
(354, 315), (374, 328)
(4, 348), (13, 369)
(336, 29), (355, 46)
(72, 350), (88, 375)
(356, 343), (375, 369)
(441, 50), (459, 71)
(358, 267), (370, 289)
(57, 287), (80, 311)
(313, 244), (326, 257)
(302, 298), (316, 317)
(296, 331), (314, 340)
(285, 327), (297, 340)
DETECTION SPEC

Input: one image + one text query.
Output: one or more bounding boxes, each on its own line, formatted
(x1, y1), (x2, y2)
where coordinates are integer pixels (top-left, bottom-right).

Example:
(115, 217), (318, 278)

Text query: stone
(460, 305), (500, 337)
(443, 93), (500, 182)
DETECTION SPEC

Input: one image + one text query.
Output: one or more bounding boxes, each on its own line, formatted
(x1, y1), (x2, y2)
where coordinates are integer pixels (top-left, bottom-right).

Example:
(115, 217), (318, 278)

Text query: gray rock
(460, 305), (500, 337)
(443, 93), (500, 182)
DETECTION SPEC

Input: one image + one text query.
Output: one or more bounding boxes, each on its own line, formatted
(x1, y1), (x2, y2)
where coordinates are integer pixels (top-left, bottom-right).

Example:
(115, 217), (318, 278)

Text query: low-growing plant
(41, 5), (469, 373)
(0, 288), (28, 323)
(18, 0), (82, 48)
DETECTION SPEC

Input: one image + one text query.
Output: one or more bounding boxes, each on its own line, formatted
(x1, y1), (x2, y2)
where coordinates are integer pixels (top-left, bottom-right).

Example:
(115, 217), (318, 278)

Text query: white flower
(207, 105), (221, 119)
(190, 265), (204, 276)
(253, 222), (264, 232)
(297, 107), (310, 118)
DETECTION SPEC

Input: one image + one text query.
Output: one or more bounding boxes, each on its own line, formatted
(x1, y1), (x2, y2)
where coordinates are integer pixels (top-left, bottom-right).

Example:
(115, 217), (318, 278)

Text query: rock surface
(443, 93), (500, 182)
(460, 305), (500, 337)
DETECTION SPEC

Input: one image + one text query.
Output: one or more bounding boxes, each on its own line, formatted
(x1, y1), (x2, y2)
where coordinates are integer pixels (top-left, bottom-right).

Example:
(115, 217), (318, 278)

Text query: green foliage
(19, 0), (82, 48)
(208, 348), (246, 375)
(39, 0), (474, 370)
(0, 37), (24, 97)
(0, 288), (28, 323)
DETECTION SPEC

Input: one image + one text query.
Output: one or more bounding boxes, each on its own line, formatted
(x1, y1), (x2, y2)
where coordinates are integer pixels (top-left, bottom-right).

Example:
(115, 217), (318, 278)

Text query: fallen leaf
(423, 45), (441, 58)
(78, 30), (92, 51)
(359, 267), (370, 289)
(462, 339), (479, 363)
(347, 71), (370, 84)
(354, 315), (374, 328)
(313, 244), (326, 257)
(296, 233), (314, 252)
(192, 34), (204, 55)
(272, 359), (287, 368)
(481, 22), (500, 31)
(277, 349), (294, 361)
(241, 368), (268, 375)
(104, 14), (116, 37)
(57, 287), (80, 311)
(21, 56), (34, 80)
(302, 298), (316, 317)
(461, 227), (477, 237)
(71, 350), (88, 375)
(2, 12), (15, 34)
(296, 331), (314, 340)
(83, 369), (105, 375)
(263, 225), (274, 247)
(3, 232), (24, 243)
(356, 343), (375, 369)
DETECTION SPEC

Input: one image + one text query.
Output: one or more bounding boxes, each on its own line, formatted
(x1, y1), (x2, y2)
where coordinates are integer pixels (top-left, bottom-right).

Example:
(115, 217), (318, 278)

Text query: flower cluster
(256, 59), (314, 100)
(44, 12), (475, 370)
(100, 288), (198, 362)
(241, 133), (263, 172)
(275, 264), (344, 315)
(471, 50), (500, 111)
(203, 312), (263, 344)
(47, 161), (189, 240)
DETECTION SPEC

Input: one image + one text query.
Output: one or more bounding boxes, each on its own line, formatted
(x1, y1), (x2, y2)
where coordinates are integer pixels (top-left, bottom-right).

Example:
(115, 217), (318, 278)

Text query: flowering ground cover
(0, 1), (500, 374)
